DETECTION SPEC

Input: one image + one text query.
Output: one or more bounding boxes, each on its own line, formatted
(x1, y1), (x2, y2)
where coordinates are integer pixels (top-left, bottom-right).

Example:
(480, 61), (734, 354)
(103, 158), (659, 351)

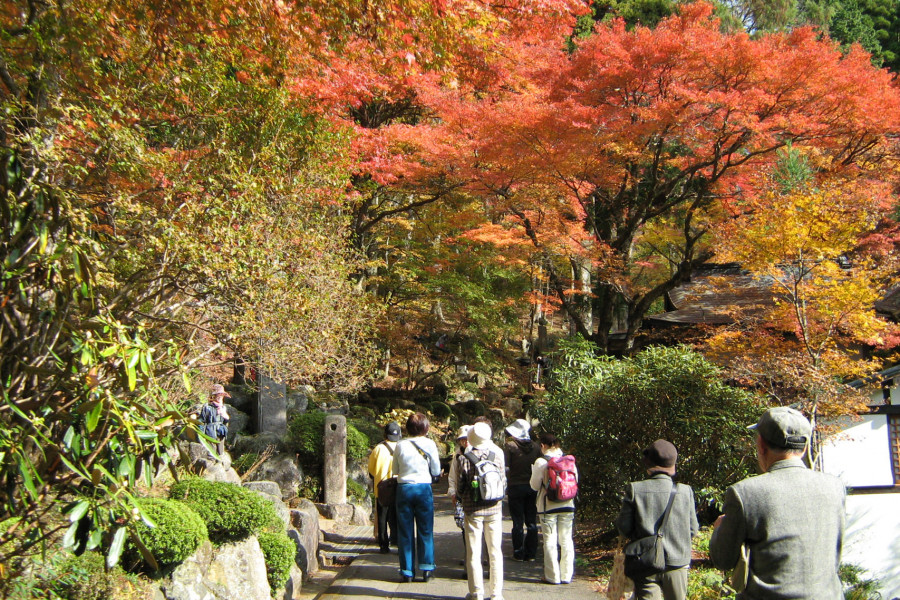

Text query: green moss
(51, 551), (149, 600)
(168, 478), (277, 543)
(258, 531), (296, 595)
(129, 498), (207, 568)
(287, 411), (369, 467)
(346, 477), (369, 504)
(429, 401), (452, 421)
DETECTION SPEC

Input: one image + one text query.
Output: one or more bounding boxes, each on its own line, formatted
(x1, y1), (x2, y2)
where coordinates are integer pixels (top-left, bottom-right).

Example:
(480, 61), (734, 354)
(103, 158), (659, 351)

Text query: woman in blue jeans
(392, 412), (442, 582)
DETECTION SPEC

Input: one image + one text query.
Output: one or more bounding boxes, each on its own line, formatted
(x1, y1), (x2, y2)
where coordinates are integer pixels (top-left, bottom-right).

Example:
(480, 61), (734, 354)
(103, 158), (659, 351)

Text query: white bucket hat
(467, 422), (493, 449)
(505, 418), (531, 441)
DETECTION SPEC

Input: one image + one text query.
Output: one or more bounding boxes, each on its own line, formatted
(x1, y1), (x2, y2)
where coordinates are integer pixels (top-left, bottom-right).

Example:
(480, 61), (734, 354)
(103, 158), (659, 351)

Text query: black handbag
(623, 481), (678, 580)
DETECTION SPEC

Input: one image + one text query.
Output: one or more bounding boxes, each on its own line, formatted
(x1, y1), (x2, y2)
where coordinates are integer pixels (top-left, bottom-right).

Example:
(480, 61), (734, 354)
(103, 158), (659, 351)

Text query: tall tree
(400, 2), (900, 353)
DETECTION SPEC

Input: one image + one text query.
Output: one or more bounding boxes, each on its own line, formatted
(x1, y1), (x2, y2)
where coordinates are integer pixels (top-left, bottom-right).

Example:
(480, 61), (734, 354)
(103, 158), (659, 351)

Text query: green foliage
(287, 411), (369, 468)
(232, 452), (261, 475)
(128, 498), (208, 568)
(534, 339), (763, 524)
(772, 142), (814, 194)
(429, 401), (453, 421)
(5, 550), (149, 600)
(840, 563), (883, 599)
(830, 0), (884, 64)
(168, 478), (274, 543)
(297, 475), (324, 502)
(348, 416), (384, 449)
(257, 531), (296, 595)
(346, 477), (371, 504)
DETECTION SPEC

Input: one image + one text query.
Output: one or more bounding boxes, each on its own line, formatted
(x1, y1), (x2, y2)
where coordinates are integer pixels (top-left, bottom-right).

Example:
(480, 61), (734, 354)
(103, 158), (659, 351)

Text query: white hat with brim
(457, 425), (472, 440)
(468, 422), (492, 449)
(505, 418), (531, 440)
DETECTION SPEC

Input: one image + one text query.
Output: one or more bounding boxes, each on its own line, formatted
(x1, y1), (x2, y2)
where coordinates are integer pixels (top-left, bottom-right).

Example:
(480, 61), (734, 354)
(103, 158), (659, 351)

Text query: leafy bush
(348, 416), (383, 449)
(840, 564), (882, 600)
(232, 452), (260, 475)
(258, 531), (296, 594)
(534, 339), (763, 524)
(12, 550), (150, 600)
(346, 477), (370, 504)
(430, 401), (453, 421)
(129, 498), (207, 568)
(287, 411), (368, 467)
(168, 478), (275, 542)
(297, 475), (323, 502)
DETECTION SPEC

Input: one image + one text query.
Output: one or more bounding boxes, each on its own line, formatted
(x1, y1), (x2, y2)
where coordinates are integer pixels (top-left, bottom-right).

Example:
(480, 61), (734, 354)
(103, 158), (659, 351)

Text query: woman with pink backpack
(529, 432), (578, 585)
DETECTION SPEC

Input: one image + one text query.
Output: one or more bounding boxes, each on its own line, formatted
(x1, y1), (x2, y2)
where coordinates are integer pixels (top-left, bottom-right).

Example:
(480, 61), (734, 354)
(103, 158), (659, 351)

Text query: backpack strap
(380, 440), (395, 456)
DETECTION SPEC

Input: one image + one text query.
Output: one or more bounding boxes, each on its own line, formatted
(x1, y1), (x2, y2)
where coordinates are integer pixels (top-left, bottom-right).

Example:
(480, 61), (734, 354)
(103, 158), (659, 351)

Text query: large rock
(202, 462), (241, 485)
(229, 432), (287, 456)
(279, 564), (304, 600)
(155, 537), (270, 600)
(245, 454), (303, 500)
(289, 500), (320, 580)
(225, 407), (250, 443)
(225, 385), (254, 413)
(315, 503), (353, 525)
(285, 388), (310, 415)
(243, 481), (281, 498)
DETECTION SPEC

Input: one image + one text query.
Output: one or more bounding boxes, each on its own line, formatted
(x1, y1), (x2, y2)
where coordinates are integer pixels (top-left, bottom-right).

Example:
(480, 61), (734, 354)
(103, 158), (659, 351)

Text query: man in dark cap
(368, 421), (402, 553)
(615, 439), (699, 600)
(710, 407), (846, 599)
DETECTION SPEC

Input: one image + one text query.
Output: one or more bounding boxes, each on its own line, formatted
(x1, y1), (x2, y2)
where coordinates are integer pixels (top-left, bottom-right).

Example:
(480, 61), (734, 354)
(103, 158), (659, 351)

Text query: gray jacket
(615, 473), (699, 569)
(709, 458), (846, 600)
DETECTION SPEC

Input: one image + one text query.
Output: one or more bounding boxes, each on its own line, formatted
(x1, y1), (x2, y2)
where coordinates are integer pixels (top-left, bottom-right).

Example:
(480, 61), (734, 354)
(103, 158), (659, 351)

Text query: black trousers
(376, 499), (398, 551)
(508, 483), (539, 559)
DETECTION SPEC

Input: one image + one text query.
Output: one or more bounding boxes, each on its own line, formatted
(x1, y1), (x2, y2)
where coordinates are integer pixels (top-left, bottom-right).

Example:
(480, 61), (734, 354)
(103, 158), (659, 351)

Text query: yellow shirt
(367, 440), (397, 498)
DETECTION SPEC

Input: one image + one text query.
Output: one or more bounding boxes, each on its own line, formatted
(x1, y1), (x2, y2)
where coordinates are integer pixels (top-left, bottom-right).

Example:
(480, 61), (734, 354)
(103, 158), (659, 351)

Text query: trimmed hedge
(129, 498), (207, 567)
(168, 478), (276, 542)
(257, 531), (295, 595)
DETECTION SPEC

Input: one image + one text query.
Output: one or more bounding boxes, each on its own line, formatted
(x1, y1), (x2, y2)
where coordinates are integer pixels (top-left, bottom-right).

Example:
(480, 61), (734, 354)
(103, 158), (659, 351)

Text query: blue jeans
(396, 483), (435, 577)
(508, 483), (538, 559)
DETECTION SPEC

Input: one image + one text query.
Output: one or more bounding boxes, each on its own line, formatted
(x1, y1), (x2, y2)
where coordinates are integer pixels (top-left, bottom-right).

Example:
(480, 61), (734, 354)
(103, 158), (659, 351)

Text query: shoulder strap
(656, 481), (679, 536)
(410, 440), (433, 467)
(465, 450), (480, 468)
(381, 440), (395, 456)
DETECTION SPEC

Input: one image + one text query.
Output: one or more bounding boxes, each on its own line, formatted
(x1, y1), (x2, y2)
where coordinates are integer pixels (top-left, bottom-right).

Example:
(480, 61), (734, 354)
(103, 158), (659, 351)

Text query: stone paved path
(313, 484), (603, 600)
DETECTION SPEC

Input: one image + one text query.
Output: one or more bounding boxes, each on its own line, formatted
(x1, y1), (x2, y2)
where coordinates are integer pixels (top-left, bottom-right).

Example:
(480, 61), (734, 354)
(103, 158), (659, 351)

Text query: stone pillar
(323, 415), (347, 505)
(256, 371), (287, 436)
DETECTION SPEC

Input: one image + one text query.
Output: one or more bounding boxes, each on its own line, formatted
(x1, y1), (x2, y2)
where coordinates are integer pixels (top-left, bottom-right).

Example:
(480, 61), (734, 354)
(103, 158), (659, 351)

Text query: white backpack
(460, 449), (505, 505)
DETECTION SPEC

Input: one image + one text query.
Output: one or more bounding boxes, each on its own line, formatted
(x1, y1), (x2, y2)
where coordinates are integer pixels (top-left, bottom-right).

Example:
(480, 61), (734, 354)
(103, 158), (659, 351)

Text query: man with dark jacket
(504, 418), (541, 561)
(709, 407), (846, 600)
(615, 439), (699, 600)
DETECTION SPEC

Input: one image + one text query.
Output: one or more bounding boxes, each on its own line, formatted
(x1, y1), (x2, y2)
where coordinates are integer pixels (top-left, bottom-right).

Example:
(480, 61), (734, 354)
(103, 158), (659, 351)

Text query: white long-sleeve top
(530, 447), (578, 514)
(392, 436), (441, 484)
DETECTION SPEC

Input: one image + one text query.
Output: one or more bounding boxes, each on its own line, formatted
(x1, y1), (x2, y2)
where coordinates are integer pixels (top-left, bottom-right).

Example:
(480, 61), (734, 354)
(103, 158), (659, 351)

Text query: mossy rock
(429, 401), (452, 421)
(168, 478), (277, 543)
(52, 551), (150, 600)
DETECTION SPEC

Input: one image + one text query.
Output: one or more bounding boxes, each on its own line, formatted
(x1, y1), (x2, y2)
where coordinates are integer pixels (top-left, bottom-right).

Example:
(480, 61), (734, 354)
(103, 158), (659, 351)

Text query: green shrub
(430, 401), (452, 421)
(346, 477), (370, 504)
(129, 498), (207, 567)
(840, 564), (882, 600)
(232, 452), (260, 475)
(348, 416), (383, 449)
(287, 411), (368, 467)
(48, 551), (149, 600)
(534, 339), (763, 524)
(168, 478), (275, 542)
(258, 531), (296, 595)
(297, 475), (323, 502)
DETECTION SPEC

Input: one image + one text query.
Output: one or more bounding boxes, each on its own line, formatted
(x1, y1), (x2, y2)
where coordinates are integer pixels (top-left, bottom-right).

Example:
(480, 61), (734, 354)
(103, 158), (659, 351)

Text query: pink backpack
(545, 455), (578, 502)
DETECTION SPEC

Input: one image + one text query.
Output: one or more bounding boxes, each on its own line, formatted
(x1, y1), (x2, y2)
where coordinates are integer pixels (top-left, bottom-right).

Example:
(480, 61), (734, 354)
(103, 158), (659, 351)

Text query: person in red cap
(198, 384), (231, 458)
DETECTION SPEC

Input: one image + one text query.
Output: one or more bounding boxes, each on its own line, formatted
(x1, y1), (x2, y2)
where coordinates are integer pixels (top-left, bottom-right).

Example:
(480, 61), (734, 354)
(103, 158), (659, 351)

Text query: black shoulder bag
(623, 481), (678, 580)
(376, 441), (398, 506)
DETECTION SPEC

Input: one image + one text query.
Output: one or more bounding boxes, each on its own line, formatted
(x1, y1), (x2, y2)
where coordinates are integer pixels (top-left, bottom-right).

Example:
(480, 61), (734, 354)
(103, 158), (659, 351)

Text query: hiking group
(369, 406), (847, 600)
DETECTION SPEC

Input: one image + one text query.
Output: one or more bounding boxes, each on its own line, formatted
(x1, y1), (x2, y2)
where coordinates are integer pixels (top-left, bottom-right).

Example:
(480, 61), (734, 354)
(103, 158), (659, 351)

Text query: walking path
(312, 484), (603, 599)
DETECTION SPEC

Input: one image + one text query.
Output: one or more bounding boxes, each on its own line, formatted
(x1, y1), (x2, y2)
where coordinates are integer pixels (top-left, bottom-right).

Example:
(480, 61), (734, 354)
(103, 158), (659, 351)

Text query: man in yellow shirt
(369, 421), (401, 553)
